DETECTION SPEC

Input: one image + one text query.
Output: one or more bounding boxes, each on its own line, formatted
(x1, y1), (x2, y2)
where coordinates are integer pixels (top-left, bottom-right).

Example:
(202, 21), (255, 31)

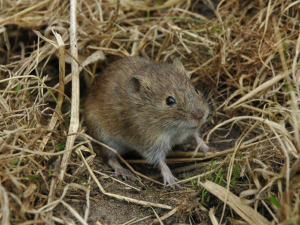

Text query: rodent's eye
(166, 96), (176, 106)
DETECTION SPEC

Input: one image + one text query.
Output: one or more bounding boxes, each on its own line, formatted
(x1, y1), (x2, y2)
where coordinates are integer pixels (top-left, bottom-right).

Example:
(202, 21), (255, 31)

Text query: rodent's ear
(173, 58), (191, 79)
(126, 75), (150, 95)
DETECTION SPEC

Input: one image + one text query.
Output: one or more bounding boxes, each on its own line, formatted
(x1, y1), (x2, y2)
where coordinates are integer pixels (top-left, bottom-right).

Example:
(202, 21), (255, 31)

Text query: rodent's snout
(190, 109), (204, 121)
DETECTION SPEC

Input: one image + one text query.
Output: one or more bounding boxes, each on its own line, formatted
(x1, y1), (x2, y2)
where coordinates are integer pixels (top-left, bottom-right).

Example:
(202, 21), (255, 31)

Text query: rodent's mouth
(189, 120), (202, 129)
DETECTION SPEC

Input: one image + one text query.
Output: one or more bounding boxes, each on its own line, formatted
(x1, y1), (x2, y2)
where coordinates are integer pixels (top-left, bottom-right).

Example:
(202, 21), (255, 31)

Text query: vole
(84, 56), (210, 187)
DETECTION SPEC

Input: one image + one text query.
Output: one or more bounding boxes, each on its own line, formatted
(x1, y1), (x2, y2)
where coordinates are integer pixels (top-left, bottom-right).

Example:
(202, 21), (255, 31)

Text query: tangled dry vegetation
(0, 0), (300, 224)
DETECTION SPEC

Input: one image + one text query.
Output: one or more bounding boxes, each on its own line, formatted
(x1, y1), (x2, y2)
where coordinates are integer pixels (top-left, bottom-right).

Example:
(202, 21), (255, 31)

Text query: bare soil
(55, 127), (239, 224)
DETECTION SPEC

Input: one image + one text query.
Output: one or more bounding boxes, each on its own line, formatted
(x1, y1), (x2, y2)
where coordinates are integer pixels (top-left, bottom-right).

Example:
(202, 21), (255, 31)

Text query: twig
(38, 31), (65, 152)
(59, 0), (80, 181)
(199, 181), (271, 225)
(0, 0), (52, 26)
(152, 206), (178, 223)
(227, 70), (292, 109)
(76, 146), (172, 210)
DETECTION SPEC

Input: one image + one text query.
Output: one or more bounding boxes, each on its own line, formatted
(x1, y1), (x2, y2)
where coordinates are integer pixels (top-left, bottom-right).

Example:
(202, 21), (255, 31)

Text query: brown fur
(84, 56), (210, 187)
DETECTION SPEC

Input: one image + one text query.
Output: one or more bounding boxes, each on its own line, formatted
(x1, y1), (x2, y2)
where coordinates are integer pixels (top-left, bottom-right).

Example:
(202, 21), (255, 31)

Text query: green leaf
(191, 178), (196, 186)
(24, 175), (42, 180)
(56, 141), (66, 151)
(284, 80), (291, 92)
(211, 161), (217, 170)
(201, 189), (208, 203)
(48, 166), (52, 177)
(15, 82), (21, 93)
(269, 195), (280, 208)
(12, 158), (19, 165)
(218, 176), (223, 185)
(211, 24), (222, 32)
(147, 10), (150, 24)
(231, 161), (239, 185)
(214, 168), (223, 183)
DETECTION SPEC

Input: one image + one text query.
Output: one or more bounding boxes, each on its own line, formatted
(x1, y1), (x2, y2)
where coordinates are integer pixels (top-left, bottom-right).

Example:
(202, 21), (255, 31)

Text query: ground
(55, 128), (240, 224)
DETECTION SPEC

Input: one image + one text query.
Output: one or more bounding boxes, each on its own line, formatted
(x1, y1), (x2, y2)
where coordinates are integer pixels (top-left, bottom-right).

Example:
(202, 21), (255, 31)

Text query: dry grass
(0, 0), (299, 224)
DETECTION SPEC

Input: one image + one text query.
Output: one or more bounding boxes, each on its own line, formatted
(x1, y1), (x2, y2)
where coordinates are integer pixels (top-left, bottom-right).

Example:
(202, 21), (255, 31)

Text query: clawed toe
(162, 172), (181, 189)
(159, 159), (181, 188)
(165, 179), (181, 189)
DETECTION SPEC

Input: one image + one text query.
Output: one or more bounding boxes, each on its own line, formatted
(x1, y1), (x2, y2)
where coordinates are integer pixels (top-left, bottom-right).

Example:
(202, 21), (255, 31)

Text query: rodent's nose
(191, 110), (204, 121)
